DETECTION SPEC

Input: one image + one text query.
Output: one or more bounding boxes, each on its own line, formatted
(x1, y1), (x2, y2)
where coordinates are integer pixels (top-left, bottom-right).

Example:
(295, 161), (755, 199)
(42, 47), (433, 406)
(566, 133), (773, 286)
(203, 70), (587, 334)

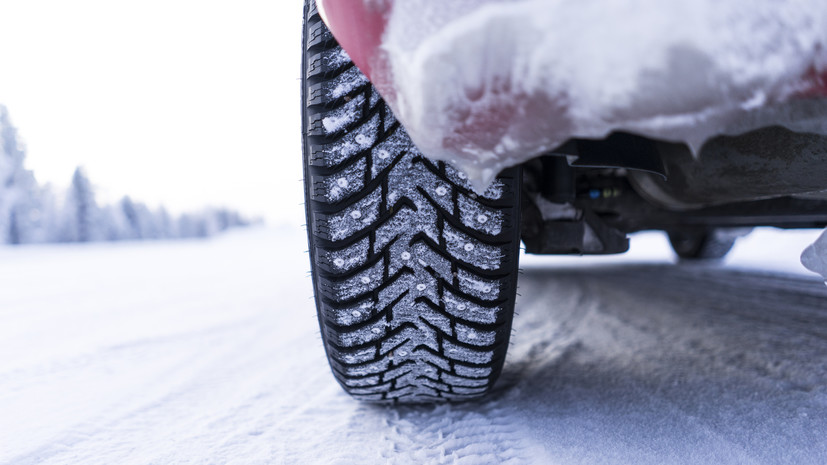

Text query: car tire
(302, 1), (522, 402)
(668, 230), (740, 260)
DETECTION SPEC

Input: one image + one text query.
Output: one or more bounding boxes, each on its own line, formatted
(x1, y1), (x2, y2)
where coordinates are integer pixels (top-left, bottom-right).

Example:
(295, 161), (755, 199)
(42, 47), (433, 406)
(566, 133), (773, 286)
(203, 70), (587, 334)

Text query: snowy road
(1, 227), (826, 464)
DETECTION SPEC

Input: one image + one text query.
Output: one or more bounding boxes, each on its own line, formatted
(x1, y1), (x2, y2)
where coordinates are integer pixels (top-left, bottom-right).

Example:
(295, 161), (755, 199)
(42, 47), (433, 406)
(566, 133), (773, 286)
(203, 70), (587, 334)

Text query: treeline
(0, 105), (250, 245)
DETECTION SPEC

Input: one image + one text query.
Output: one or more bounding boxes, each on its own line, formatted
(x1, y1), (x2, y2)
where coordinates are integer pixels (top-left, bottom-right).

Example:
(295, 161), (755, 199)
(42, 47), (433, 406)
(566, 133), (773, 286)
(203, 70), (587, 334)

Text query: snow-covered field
(1, 226), (826, 464)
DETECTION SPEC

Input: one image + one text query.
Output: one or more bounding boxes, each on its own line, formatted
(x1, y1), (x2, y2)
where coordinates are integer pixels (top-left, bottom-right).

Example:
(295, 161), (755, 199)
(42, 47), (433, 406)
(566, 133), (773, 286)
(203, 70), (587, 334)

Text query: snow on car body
(318, 0), (827, 189)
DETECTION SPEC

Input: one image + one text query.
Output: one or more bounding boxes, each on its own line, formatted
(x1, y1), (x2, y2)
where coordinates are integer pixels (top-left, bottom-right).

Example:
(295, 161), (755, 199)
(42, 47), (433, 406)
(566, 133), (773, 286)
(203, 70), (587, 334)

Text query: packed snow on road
(1, 226), (826, 464)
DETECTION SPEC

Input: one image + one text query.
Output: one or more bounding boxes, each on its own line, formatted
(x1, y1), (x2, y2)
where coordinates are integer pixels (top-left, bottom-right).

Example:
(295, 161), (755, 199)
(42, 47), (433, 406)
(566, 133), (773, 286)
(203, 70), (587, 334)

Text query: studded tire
(668, 229), (742, 260)
(302, 1), (522, 403)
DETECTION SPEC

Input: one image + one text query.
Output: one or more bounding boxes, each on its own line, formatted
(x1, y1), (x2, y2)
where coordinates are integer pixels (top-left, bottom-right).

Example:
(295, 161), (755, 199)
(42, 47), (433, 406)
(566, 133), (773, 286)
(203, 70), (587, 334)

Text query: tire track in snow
(0, 228), (325, 465)
(374, 402), (548, 465)
(6, 317), (276, 465)
(11, 315), (335, 465)
(504, 263), (827, 464)
(3, 228), (826, 464)
(353, 280), (574, 464)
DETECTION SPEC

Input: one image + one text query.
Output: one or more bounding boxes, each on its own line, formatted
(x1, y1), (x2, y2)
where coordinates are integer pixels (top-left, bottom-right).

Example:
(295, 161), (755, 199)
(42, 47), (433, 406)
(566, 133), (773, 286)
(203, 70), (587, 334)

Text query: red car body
(319, 0), (827, 164)
(315, 0), (827, 220)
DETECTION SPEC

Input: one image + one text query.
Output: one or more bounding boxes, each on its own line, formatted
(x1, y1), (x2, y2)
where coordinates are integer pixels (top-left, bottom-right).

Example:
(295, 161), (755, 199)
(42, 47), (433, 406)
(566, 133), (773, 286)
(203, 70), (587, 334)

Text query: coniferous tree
(157, 207), (175, 239)
(120, 196), (140, 240)
(0, 105), (43, 244)
(0, 104), (251, 246)
(62, 167), (99, 242)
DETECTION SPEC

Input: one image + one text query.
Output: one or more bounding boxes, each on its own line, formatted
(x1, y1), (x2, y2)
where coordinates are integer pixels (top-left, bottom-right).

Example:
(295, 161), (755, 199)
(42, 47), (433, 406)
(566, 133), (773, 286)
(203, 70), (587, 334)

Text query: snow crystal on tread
(410, 242), (453, 283)
(420, 378), (451, 393)
(393, 373), (420, 388)
(442, 223), (502, 270)
(342, 375), (379, 387)
(420, 365), (443, 382)
(455, 323), (496, 346)
(350, 393), (384, 401)
(334, 318), (387, 348)
(391, 315), (439, 353)
(327, 299), (375, 327)
(457, 270), (501, 301)
(443, 289), (500, 324)
(418, 303), (453, 336)
(410, 195), (440, 244)
(332, 259), (384, 301)
(376, 272), (413, 313)
(396, 373), (447, 392)
(325, 66), (369, 100)
(385, 386), (422, 399)
(322, 113), (380, 166)
(451, 386), (487, 396)
(349, 384), (392, 395)
(383, 106), (398, 132)
(341, 357), (389, 377)
(405, 386), (442, 398)
(379, 325), (420, 356)
(371, 130), (411, 178)
(458, 194), (503, 236)
(441, 373), (489, 388)
(388, 340), (420, 364)
(320, 93), (365, 134)
(443, 339), (493, 365)
(409, 271), (439, 303)
(385, 240), (413, 279)
(382, 363), (414, 382)
(445, 164), (504, 200)
(374, 207), (415, 253)
(324, 47), (351, 70)
(324, 158), (366, 203)
(397, 374), (443, 394)
(454, 364), (492, 378)
(418, 168), (455, 215)
(328, 189), (380, 241)
(334, 346), (377, 365)
(383, 152), (443, 248)
(369, 88), (381, 107)
(324, 237), (369, 273)
(412, 347), (451, 371)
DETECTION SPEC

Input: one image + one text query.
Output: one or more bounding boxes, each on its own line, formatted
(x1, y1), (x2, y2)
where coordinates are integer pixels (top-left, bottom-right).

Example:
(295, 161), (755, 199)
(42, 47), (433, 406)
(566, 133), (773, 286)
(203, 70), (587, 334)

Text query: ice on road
(1, 227), (825, 464)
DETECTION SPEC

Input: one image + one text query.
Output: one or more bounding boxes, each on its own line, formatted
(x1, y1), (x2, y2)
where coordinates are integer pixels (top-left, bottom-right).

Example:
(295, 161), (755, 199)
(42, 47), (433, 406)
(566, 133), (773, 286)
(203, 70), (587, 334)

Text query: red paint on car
(798, 66), (827, 98)
(316, 0), (390, 81)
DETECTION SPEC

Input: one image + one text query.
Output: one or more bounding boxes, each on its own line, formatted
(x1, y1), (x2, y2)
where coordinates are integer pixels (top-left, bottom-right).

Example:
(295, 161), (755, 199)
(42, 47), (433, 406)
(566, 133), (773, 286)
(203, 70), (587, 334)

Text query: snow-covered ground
(1, 226), (825, 464)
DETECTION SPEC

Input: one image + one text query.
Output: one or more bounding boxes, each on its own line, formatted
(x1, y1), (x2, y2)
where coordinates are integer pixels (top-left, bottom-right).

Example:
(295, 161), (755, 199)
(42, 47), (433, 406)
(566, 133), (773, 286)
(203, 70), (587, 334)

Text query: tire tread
(302, 1), (520, 402)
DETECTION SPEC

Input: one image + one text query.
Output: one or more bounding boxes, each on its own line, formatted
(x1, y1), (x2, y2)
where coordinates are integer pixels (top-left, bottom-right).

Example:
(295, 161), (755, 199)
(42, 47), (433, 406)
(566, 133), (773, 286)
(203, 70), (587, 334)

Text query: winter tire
(302, 1), (522, 402)
(668, 229), (741, 260)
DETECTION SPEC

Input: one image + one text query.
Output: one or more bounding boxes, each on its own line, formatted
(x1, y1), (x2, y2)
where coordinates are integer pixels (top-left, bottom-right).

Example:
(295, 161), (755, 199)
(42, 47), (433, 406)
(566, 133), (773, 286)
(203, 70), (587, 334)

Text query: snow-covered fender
(315, 0), (389, 85)
(317, 0), (827, 102)
(317, 0), (827, 191)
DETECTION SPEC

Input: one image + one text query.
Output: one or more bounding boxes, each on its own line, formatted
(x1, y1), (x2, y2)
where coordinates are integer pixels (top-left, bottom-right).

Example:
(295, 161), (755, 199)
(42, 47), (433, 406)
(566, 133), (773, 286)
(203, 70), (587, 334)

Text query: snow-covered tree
(156, 207), (175, 239)
(119, 196), (165, 240)
(60, 167), (101, 242)
(0, 104), (252, 246)
(0, 105), (46, 244)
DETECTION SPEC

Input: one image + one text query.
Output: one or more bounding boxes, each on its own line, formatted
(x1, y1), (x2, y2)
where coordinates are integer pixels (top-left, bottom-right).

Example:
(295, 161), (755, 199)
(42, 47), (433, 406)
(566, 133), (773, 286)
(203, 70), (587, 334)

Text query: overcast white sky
(0, 0), (304, 224)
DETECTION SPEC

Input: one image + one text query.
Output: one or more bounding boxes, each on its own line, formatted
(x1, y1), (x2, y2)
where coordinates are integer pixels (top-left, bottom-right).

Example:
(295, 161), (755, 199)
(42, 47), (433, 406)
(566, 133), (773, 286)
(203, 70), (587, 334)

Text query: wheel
(302, 1), (522, 402)
(668, 229), (743, 260)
